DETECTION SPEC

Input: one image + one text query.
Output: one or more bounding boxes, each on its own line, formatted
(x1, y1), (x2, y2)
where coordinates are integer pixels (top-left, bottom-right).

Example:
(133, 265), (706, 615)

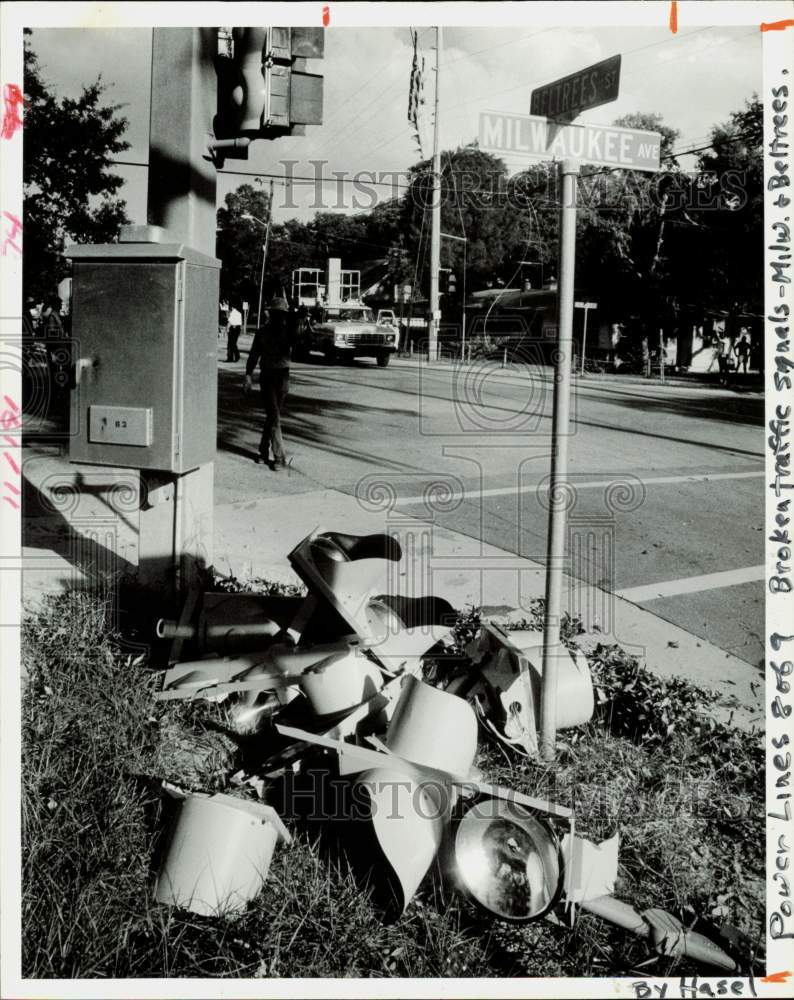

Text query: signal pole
(428, 25), (442, 362)
(138, 27), (218, 597)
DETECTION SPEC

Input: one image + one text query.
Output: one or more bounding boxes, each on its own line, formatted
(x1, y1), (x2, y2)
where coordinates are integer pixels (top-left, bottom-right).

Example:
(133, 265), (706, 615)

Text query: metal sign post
(575, 300), (597, 375)
(540, 159), (579, 762)
(478, 56), (660, 761)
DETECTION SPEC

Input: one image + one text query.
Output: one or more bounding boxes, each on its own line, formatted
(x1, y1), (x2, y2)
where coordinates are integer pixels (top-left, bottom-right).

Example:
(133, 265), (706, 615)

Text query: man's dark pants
(226, 325), (241, 362)
(259, 367), (289, 463)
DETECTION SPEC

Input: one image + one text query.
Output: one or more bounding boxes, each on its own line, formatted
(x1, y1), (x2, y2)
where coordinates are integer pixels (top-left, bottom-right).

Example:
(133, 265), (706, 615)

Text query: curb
(387, 356), (764, 393)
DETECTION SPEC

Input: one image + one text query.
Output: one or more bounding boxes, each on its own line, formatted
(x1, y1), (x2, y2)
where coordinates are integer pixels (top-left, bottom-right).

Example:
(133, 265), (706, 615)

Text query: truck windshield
(325, 308), (374, 322)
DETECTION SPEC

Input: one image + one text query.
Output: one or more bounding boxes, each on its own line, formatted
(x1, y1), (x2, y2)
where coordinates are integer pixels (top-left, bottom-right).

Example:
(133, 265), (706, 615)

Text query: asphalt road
(216, 348), (765, 666)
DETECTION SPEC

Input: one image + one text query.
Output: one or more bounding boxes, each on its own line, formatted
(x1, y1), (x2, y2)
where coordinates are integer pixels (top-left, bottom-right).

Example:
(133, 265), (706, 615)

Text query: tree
(403, 145), (530, 294)
(215, 182), (273, 307)
(683, 96), (763, 318)
(582, 113), (683, 325)
(613, 112), (680, 163)
(23, 30), (130, 300)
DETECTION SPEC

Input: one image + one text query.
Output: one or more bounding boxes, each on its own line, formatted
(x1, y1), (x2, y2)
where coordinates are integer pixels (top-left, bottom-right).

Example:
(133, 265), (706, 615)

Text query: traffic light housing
(439, 269), (457, 297)
(214, 27), (324, 156)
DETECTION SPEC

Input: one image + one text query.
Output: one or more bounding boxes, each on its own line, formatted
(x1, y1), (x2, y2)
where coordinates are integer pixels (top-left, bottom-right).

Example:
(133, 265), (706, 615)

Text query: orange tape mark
(760, 19), (794, 31)
(669, 0), (678, 34)
(322, 4), (330, 26)
(762, 971), (792, 983)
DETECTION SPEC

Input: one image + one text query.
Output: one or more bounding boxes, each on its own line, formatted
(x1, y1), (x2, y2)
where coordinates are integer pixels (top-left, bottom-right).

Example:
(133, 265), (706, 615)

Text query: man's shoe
(254, 455), (268, 465)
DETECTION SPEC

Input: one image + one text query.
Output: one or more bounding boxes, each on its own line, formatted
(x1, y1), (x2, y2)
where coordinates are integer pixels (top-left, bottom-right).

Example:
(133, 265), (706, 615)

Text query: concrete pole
(139, 27), (219, 599)
(148, 28), (218, 252)
(428, 26), (441, 363)
(540, 159), (579, 762)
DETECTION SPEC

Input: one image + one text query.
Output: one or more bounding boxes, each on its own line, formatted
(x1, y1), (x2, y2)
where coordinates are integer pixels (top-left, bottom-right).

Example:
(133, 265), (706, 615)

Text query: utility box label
(89, 406), (153, 447)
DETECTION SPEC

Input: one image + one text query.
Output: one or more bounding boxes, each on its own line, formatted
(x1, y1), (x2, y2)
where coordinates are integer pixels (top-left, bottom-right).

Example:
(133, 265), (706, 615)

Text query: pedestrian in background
(717, 331), (734, 385)
(226, 303), (242, 362)
(641, 332), (652, 378)
(735, 330), (751, 374)
(244, 297), (294, 470)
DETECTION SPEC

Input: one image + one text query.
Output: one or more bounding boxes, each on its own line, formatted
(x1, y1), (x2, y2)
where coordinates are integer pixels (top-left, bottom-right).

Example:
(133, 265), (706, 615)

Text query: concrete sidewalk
(18, 444), (762, 731)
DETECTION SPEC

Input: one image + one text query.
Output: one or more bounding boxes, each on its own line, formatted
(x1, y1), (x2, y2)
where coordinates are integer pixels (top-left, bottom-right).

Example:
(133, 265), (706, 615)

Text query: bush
(20, 590), (763, 978)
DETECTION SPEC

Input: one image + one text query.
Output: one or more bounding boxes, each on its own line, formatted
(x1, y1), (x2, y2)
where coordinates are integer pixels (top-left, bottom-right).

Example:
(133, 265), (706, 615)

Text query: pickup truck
(297, 303), (399, 367)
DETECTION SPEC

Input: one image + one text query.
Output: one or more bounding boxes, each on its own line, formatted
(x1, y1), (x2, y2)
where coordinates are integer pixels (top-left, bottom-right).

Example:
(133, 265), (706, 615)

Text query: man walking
(717, 330), (734, 386)
(735, 330), (751, 374)
(226, 303), (242, 362)
(244, 297), (293, 469)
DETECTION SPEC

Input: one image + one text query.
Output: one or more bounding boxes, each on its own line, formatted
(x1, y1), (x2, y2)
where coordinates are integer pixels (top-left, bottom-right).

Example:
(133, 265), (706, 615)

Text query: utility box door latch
(89, 406), (153, 447)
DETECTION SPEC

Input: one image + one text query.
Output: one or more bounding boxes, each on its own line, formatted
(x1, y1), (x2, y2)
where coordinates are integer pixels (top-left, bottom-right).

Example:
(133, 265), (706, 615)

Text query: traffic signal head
(439, 269), (457, 296)
(214, 27), (324, 155)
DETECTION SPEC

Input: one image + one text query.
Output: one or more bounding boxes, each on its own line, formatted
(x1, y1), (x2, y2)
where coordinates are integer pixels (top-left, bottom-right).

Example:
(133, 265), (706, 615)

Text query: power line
(357, 25), (756, 166)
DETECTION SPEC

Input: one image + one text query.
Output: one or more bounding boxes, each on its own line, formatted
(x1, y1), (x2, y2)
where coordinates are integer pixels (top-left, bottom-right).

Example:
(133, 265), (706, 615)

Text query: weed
(20, 589), (763, 978)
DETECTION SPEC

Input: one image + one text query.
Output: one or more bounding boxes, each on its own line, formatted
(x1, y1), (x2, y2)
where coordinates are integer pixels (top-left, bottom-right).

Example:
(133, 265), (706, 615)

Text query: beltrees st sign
(478, 112), (662, 172)
(530, 54), (621, 121)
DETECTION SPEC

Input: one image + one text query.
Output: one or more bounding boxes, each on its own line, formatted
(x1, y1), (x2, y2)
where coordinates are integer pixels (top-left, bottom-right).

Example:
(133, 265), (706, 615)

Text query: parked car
(297, 303), (399, 367)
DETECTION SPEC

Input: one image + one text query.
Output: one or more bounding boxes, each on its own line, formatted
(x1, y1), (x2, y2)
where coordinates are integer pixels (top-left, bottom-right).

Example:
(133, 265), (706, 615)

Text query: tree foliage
(403, 145), (530, 293)
(687, 96), (763, 316)
(215, 182), (273, 308)
(23, 30), (130, 300)
(213, 101), (762, 334)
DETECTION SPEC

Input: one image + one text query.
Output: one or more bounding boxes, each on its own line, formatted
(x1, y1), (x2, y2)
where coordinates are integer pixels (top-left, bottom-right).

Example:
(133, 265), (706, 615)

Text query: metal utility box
(66, 241), (220, 473)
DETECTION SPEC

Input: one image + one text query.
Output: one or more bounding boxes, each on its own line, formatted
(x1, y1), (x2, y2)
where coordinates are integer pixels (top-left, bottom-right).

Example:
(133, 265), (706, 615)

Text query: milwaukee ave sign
(479, 112), (662, 172)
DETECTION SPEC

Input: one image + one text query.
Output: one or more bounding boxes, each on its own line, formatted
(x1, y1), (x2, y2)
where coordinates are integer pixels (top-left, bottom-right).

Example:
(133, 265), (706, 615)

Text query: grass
(20, 588), (764, 979)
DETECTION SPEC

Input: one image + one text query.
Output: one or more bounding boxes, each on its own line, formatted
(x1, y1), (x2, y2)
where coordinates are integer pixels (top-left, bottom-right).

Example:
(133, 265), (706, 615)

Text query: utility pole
(255, 179), (274, 325)
(442, 231), (467, 360)
(428, 25), (442, 362)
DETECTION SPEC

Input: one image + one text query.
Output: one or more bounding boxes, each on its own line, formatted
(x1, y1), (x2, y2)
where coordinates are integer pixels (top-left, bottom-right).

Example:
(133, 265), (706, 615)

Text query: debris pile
(152, 529), (738, 972)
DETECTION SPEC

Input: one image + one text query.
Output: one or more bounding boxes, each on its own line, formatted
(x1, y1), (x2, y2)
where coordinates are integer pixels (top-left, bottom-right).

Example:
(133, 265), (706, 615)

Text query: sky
(27, 22), (762, 226)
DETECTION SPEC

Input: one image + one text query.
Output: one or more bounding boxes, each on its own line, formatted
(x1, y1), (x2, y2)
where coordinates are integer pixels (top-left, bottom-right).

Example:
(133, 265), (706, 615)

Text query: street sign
(479, 112), (662, 171)
(575, 301), (597, 309)
(530, 54), (621, 120)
